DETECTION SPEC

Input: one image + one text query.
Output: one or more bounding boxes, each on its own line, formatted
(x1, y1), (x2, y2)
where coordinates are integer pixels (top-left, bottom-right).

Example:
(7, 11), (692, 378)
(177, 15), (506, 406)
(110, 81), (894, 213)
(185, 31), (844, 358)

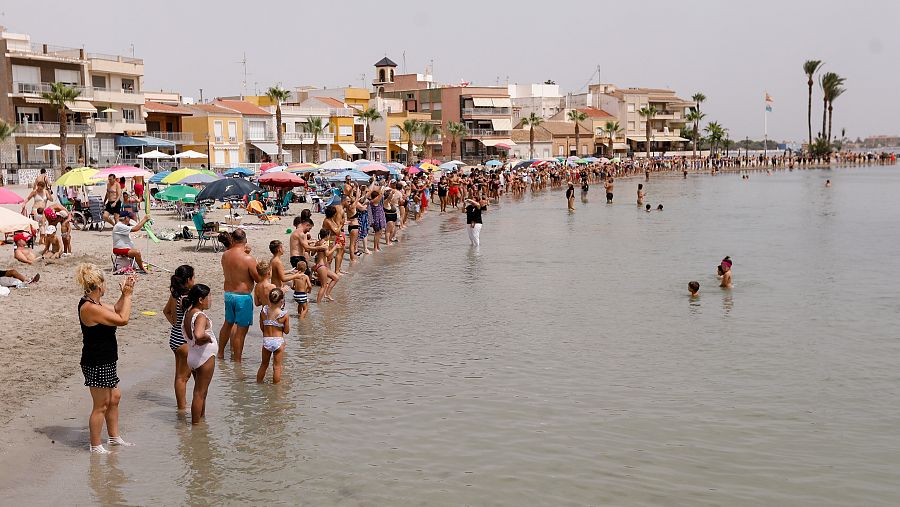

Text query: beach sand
(0, 185), (306, 424)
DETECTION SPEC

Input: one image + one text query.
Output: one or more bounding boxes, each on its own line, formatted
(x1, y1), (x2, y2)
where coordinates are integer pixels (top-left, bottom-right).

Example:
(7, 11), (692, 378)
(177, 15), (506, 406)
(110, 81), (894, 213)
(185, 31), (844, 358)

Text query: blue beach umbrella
(325, 169), (371, 182)
(149, 170), (172, 184)
(485, 160), (503, 168)
(224, 167), (254, 177)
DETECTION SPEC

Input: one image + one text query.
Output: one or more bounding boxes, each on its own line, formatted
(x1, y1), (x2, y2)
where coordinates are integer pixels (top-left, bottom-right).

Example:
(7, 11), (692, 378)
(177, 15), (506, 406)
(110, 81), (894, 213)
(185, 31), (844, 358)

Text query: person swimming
(688, 281), (700, 297)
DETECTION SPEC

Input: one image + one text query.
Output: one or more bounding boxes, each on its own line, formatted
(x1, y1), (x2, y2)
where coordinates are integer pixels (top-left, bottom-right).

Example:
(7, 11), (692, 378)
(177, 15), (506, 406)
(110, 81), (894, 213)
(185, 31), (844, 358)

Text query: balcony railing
(147, 131), (194, 143)
(466, 129), (509, 137)
(283, 132), (335, 144)
(13, 81), (94, 97)
(87, 52), (144, 65)
(246, 131), (276, 142)
(8, 43), (84, 61)
(15, 121), (95, 136)
(462, 107), (511, 116)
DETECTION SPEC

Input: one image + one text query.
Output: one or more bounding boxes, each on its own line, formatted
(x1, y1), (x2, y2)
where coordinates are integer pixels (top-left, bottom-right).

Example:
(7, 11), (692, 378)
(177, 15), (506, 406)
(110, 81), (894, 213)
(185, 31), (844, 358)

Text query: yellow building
(182, 103), (245, 169)
(386, 111), (432, 163)
(343, 87), (370, 110)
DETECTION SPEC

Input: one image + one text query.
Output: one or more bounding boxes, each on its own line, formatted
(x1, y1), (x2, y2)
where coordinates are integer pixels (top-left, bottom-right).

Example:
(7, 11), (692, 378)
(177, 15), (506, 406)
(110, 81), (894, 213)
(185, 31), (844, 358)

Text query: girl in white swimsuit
(181, 284), (216, 425)
(257, 288), (289, 384)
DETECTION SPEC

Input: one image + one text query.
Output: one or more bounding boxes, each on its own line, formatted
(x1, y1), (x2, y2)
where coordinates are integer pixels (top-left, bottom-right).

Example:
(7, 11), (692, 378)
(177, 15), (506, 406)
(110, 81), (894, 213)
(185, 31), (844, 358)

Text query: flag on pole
(765, 92), (774, 112)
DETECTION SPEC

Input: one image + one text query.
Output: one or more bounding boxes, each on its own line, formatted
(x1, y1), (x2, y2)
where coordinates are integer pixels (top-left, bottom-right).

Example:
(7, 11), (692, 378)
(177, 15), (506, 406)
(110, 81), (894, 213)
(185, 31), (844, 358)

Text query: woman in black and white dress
(76, 263), (137, 454)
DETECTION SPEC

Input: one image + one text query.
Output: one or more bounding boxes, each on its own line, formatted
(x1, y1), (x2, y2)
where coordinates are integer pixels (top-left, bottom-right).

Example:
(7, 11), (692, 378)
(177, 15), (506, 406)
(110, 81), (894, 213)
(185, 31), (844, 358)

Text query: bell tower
(372, 56), (397, 95)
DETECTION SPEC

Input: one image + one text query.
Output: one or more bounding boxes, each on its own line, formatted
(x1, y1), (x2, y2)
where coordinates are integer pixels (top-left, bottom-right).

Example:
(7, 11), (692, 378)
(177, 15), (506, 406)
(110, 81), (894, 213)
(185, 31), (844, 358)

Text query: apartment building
(509, 83), (564, 122)
(181, 103), (244, 169)
(214, 99), (284, 164)
(0, 28), (146, 171)
(548, 107), (626, 155)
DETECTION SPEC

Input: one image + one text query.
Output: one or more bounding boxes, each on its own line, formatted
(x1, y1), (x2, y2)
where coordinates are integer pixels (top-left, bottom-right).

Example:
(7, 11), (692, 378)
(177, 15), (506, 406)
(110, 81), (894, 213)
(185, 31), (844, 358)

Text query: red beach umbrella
(258, 171), (304, 187)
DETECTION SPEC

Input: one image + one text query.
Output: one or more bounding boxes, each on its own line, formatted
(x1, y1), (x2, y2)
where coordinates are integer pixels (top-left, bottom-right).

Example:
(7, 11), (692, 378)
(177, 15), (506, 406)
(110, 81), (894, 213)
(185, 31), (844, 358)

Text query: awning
(393, 143), (421, 152)
(613, 142), (629, 150)
(24, 97), (50, 105)
(250, 142), (289, 155)
(492, 97), (512, 108)
(115, 135), (176, 148)
(491, 118), (512, 130)
(480, 139), (516, 147)
(67, 101), (97, 113)
(338, 143), (363, 155)
(626, 135), (689, 143)
(472, 97), (493, 107)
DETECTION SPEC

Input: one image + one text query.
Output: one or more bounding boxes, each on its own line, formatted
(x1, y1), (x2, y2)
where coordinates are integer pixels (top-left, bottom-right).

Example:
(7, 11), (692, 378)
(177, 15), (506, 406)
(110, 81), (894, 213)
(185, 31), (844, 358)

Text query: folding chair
(192, 212), (220, 252)
(111, 253), (138, 275)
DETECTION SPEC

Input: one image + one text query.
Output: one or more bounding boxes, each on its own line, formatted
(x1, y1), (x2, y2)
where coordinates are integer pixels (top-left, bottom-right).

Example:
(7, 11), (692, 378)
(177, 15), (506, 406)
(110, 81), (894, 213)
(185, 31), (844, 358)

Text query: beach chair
(111, 253), (137, 275)
(274, 192), (293, 216)
(87, 195), (107, 231)
(192, 212), (220, 252)
(247, 200), (279, 223)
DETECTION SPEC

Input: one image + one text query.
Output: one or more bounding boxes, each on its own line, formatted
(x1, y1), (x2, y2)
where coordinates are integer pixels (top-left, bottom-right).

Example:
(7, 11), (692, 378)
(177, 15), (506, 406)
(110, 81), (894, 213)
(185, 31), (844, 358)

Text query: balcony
(6, 43), (85, 62)
(246, 130), (276, 142)
(12, 81), (93, 98)
(462, 107), (511, 116)
(147, 131), (195, 144)
(93, 117), (146, 134)
(15, 121), (95, 136)
(92, 87), (144, 104)
(283, 132), (335, 144)
(466, 129), (509, 137)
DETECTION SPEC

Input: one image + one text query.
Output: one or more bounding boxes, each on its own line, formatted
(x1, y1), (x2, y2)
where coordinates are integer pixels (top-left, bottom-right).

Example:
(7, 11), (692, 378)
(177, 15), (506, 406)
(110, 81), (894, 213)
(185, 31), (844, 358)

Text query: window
(582, 144), (589, 155)
(121, 78), (135, 92)
(640, 121), (646, 131)
(16, 106), (41, 123)
(339, 125), (352, 137)
(92, 75), (107, 89)
(65, 145), (77, 164)
(433, 102), (442, 111)
(627, 103), (635, 113)
(379, 69), (386, 82)
(213, 121), (223, 142)
(543, 148), (550, 158)
(390, 126), (401, 141)
(101, 138), (115, 156)
(628, 121), (635, 131)
(54, 69), (81, 86)
(558, 145), (564, 156)
(12, 65), (40, 90)
(227, 148), (239, 164)
(227, 121), (237, 142)
(248, 120), (267, 140)
(28, 144), (47, 162)
(214, 149), (225, 164)
(422, 103), (430, 111)
(122, 108), (136, 122)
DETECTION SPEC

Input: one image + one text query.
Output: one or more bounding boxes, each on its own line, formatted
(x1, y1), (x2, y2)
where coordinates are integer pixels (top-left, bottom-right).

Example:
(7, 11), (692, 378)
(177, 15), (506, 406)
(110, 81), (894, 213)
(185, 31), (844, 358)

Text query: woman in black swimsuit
(344, 190), (367, 263)
(438, 177), (449, 212)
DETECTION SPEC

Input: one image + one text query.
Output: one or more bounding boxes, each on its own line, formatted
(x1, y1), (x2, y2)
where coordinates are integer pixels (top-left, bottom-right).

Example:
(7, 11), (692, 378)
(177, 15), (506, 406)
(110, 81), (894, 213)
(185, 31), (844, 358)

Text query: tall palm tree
(265, 85), (291, 164)
(685, 107), (706, 160)
(399, 119), (421, 164)
(803, 60), (823, 148)
(41, 82), (81, 171)
(418, 122), (439, 160)
(824, 77), (846, 148)
(567, 109), (588, 156)
(0, 120), (17, 186)
(446, 121), (467, 160)
(359, 107), (382, 160)
(638, 105), (658, 158)
(602, 120), (621, 157)
(692, 92), (706, 113)
(819, 72), (845, 144)
(303, 117), (326, 163)
(703, 122), (725, 156)
(521, 113), (544, 159)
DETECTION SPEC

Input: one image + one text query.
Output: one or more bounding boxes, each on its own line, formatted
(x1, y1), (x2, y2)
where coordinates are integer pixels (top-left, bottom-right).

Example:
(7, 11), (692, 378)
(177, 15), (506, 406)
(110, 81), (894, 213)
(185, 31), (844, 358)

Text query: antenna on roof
(402, 51), (407, 74)
(238, 52), (248, 100)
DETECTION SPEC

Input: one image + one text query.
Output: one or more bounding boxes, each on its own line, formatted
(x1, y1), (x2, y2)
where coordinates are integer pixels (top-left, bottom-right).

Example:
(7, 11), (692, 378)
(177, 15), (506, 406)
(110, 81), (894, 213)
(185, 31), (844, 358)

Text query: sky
(3, 0), (899, 141)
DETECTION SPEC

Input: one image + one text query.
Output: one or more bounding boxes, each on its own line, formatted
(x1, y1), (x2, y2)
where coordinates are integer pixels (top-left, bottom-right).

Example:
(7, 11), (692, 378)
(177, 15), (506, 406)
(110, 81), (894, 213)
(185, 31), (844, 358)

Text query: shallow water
(14, 167), (900, 505)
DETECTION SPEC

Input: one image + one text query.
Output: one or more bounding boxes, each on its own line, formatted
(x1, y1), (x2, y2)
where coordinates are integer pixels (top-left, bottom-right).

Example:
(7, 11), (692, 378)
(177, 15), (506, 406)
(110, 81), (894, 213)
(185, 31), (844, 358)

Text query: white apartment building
(509, 83), (564, 122)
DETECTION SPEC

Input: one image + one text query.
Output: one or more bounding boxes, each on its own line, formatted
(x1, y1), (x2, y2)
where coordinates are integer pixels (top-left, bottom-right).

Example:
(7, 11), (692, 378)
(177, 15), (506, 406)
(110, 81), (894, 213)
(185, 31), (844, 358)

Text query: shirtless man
(290, 216), (327, 268)
(103, 174), (122, 225)
(218, 229), (262, 361)
(269, 240), (299, 290)
(13, 233), (38, 265)
(604, 177), (614, 203)
(719, 257), (733, 289)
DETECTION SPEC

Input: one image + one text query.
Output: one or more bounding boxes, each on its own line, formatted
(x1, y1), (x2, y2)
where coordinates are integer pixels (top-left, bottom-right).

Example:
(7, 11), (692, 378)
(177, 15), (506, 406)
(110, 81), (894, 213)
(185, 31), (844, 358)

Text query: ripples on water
(36, 168), (900, 505)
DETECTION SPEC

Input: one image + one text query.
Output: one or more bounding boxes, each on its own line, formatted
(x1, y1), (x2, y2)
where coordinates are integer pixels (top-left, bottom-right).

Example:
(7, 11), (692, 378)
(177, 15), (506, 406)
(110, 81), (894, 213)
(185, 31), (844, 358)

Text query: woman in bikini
(356, 185), (372, 255)
(344, 191), (367, 263)
(182, 284), (217, 425)
(322, 205), (346, 274)
(257, 288), (290, 384)
(314, 229), (340, 304)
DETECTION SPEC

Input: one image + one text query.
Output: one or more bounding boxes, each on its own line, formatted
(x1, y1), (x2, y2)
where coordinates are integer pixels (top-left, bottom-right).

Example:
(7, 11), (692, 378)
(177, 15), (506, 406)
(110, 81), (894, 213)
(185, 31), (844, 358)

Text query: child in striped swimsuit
(291, 259), (312, 320)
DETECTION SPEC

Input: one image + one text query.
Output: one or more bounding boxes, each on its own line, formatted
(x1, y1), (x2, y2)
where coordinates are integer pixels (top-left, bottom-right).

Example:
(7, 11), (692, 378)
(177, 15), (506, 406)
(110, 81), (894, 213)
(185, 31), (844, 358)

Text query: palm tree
(821, 74), (846, 148)
(359, 107), (382, 160)
(602, 120), (621, 157)
(446, 121), (467, 160)
(303, 117), (326, 163)
(819, 72), (845, 145)
(567, 109), (588, 156)
(803, 60), (823, 148)
(41, 82), (81, 171)
(0, 120), (17, 186)
(521, 113), (544, 159)
(685, 107), (706, 160)
(265, 85), (291, 164)
(692, 92), (706, 113)
(417, 122), (439, 160)
(638, 105), (658, 158)
(703, 122), (725, 156)
(399, 119), (421, 164)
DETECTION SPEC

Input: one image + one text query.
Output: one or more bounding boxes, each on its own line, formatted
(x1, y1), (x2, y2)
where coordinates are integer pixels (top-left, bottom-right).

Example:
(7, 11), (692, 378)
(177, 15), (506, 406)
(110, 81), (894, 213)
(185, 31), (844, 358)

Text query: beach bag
(182, 226), (194, 240)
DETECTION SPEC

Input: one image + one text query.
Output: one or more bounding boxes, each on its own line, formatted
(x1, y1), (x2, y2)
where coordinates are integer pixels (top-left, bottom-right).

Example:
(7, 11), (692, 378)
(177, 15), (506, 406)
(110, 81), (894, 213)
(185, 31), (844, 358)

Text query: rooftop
(577, 107), (614, 119)
(189, 103), (241, 116)
(374, 56), (398, 67)
(312, 96), (348, 109)
(214, 99), (272, 116)
(144, 100), (191, 115)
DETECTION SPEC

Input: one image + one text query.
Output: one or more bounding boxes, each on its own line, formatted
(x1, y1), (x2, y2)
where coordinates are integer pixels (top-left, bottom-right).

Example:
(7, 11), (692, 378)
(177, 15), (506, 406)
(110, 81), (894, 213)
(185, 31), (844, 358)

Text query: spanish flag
(765, 92), (774, 112)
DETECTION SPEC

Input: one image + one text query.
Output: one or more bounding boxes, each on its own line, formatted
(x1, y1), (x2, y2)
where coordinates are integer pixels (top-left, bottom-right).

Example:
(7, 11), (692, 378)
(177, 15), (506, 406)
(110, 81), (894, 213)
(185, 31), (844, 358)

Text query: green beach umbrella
(156, 184), (197, 203)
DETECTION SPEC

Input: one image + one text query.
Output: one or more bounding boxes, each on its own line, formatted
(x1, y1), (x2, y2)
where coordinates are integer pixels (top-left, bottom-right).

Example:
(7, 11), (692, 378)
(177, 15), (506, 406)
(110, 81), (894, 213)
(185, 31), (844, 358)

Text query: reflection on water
(30, 168), (900, 505)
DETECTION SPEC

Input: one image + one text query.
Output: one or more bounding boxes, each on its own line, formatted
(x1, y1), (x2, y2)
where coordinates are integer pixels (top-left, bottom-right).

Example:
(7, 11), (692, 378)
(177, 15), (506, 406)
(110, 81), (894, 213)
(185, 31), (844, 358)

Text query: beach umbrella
(287, 162), (318, 170)
(439, 161), (461, 170)
(584, 156), (599, 162)
(513, 160), (536, 170)
(149, 170), (172, 184)
(576, 158), (590, 165)
(174, 150), (207, 159)
(494, 143), (512, 150)
(417, 162), (440, 172)
(485, 160), (503, 168)
(0, 206), (39, 234)
(54, 167), (98, 187)
(223, 167), (254, 177)
(611, 157), (621, 163)
(289, 166), (321, 175)
(360, 163), (391, 176)
(419, 158), (441, 165)
(406, 166), (422, 174)
(137, 149), (172, 159)
(178, 173), (220, 185)
(259, 171), (304, 187)
(0, 187), (24, 205)
(196, 177), (261, 204)
(36, 143), (61, 152)
(325, 169), (371, 182)
(156, 185), (197, 202)
(161, 168), (201, 184)
(93, 165), (153, 180)
(262, 164), (287, 173)
(319, 158), (356, 170)
(353, 159), (372, 166)
(259, 162), (279, 172)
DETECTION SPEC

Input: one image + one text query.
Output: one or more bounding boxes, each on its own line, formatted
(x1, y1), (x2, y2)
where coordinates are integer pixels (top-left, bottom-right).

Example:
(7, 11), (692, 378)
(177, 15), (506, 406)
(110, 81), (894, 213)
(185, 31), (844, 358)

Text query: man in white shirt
(112, 211), (151, 273)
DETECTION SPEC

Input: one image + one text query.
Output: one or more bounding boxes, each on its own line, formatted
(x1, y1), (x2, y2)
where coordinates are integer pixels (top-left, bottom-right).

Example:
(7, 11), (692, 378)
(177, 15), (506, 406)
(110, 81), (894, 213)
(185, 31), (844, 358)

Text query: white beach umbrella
(36, 143), (61, 151)
(319, 158), (356, 170)
(0, 206), (39, 234)
(173, 150), (207, 159)
(137, 150), (173, 159)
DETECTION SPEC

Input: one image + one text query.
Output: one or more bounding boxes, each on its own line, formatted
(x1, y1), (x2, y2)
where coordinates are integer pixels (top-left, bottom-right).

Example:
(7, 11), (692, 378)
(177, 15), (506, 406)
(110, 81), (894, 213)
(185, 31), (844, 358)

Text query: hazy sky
(3, 0), (898, 140)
